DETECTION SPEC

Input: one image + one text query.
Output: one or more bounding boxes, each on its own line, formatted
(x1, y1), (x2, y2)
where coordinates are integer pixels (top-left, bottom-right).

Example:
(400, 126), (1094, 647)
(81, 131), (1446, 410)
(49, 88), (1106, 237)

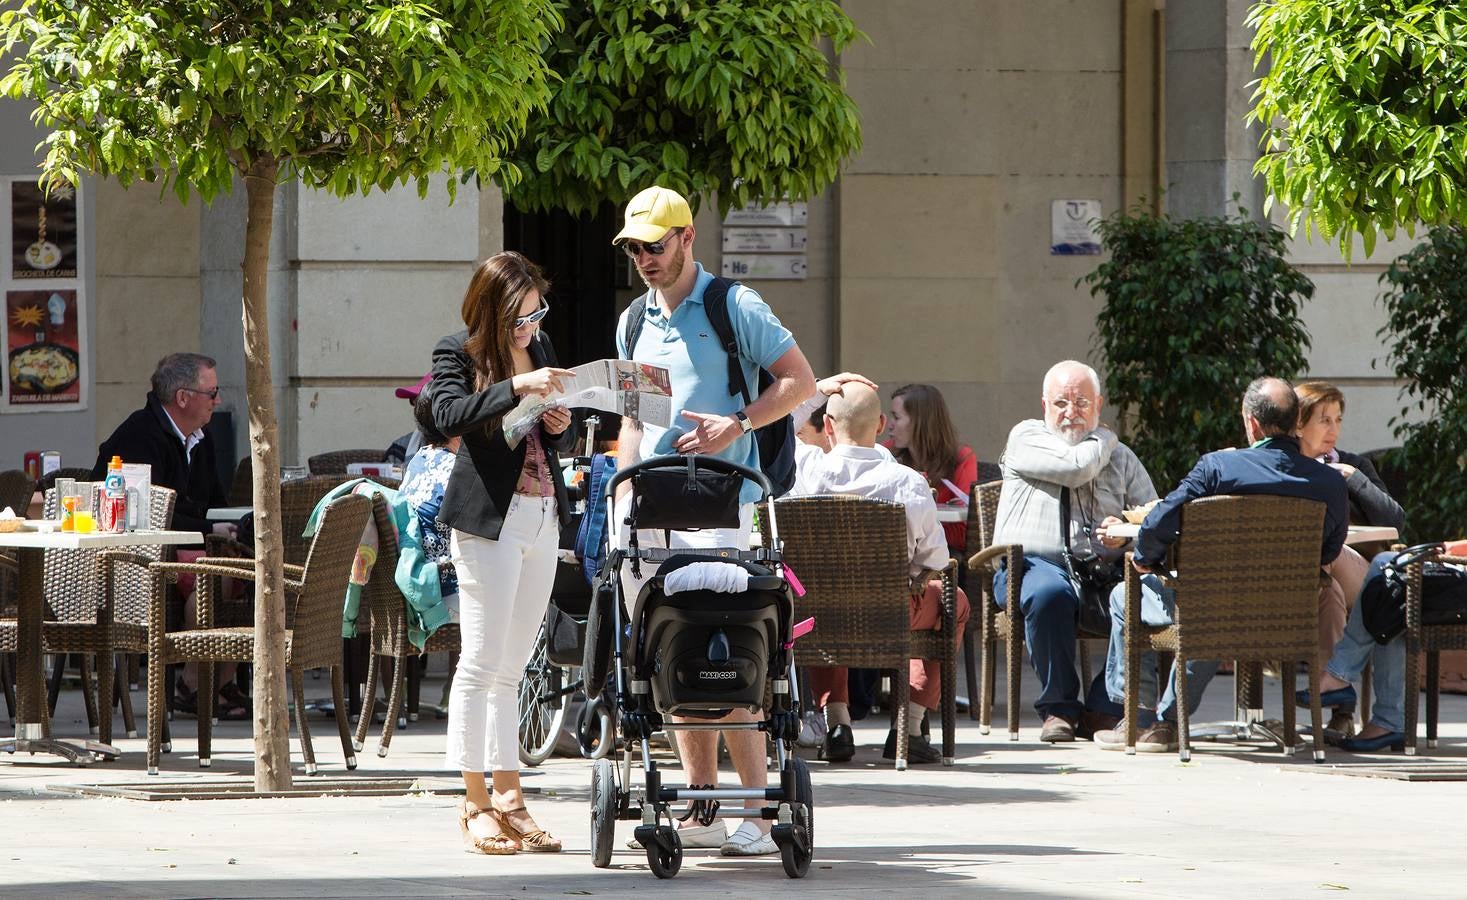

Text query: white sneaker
(626, 821), (726, 850)
(720, 821), (777, 857)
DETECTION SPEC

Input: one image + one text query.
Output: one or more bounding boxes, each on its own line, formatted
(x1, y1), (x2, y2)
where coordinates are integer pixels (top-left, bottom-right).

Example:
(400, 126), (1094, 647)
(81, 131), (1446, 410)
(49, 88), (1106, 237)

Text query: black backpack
(620, 277), (796, 498)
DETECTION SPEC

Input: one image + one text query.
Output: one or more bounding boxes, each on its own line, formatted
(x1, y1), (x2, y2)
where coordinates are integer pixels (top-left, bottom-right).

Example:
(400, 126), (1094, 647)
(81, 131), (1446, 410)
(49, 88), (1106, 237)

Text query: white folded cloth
(663, 561), (750, 595)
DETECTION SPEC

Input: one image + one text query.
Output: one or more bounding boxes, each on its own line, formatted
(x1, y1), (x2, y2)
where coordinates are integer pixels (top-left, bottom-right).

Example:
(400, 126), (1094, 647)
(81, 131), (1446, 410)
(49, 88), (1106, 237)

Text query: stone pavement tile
(5, 670), (1467, 898)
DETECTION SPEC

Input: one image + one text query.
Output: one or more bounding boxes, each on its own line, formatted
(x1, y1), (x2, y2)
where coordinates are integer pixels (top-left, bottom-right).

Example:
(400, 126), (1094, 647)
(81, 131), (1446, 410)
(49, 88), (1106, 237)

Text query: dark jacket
(430, 329), (577, 541)
(1335, 448), (1405, 532)
(92, 393), (226, 536)
(1136, 434), (1349, 569)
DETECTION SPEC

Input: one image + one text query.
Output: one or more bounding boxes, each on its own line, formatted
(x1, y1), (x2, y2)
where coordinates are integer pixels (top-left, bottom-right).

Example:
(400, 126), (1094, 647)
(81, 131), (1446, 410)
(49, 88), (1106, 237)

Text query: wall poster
(1, 177), (87, 412)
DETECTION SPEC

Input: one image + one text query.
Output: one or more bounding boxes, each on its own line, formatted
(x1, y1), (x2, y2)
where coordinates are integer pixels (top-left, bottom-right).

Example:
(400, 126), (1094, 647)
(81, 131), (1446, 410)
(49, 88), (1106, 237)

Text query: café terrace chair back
(354, 493), (460, 757)
(0, 486), (177, 744)
(0, 469), (33, 520)
(145, 493), (371, 775)
(37, 467), (92, 494)
(1403, 547), (1467, 754)
(966, 479), (1024, 739)
(774, 494), (958, 768)
(0, 470), (34, 714)
(1119, 493), (1327, 762)
(307, 449), (384, 476)
(228, 457), (253, 507)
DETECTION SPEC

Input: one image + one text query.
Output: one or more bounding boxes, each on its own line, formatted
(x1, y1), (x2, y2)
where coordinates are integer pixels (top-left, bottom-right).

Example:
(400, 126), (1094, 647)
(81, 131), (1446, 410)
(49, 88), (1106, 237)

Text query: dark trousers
(993, 554), (1117, 723)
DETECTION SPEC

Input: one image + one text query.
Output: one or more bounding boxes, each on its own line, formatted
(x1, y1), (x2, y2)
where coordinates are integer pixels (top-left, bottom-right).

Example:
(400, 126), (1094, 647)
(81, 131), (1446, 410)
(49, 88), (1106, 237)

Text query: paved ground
(3, 662), (1466, 899)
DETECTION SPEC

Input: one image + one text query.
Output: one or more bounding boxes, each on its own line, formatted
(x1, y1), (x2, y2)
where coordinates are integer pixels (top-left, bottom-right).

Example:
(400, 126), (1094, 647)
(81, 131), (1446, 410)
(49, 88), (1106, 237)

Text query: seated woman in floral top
(399, 389), (460, 613)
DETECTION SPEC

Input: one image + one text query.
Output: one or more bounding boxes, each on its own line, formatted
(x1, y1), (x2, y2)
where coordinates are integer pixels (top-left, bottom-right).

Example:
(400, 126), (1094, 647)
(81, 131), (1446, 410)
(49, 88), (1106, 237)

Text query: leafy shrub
(1378, 225), (1467, 540)
(1082, 206), (1314, 490)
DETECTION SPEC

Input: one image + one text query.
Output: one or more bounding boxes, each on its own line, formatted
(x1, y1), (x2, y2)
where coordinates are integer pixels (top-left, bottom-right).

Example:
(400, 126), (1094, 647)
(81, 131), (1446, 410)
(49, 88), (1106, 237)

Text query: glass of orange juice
(71, 484), (96, 533)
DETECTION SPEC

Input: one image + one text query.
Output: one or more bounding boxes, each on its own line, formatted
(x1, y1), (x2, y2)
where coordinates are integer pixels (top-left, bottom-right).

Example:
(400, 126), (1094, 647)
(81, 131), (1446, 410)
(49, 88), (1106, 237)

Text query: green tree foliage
(1082, 207), (1314, 490)
(2, 0), (557, 789)
(1, 0), (556, 200)
(503, 0), (863, 215)
(1378, 226), (1467, 540)
(1248, 1), (1467, 258)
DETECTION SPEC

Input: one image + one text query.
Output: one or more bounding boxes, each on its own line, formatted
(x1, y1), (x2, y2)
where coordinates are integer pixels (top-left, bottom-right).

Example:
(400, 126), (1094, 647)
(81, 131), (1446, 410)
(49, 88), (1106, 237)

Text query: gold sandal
(459, 799), (519, 855)
(491, 804), (562, 853)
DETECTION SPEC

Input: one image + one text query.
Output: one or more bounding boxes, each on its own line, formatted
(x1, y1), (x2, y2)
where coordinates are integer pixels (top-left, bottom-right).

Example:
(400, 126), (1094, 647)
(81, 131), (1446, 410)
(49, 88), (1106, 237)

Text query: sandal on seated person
(490, 804), (562, 853)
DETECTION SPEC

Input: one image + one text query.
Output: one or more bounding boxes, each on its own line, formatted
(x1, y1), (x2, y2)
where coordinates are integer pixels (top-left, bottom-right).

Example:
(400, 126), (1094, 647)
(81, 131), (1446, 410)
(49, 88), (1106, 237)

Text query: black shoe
(882, 729), (941, 764)
(824, 724), (855, 762)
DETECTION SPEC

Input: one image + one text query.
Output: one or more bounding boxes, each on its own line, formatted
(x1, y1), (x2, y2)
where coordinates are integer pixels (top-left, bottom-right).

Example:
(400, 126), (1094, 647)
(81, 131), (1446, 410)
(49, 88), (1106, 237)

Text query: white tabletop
(935, 505), (968, 523)
(0, 524), (202, 550)
(1101, 522), (1397, 546)
(207, 507), (251, 521)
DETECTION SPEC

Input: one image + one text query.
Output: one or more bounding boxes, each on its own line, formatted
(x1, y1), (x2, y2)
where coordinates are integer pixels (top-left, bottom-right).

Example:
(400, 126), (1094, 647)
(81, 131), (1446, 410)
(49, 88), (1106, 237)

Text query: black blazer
(430, 329), (577, 541)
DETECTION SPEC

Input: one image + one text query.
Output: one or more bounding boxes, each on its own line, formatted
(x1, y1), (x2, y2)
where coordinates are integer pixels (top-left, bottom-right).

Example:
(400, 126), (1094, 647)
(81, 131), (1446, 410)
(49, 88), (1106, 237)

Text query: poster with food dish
(5, 290), (82, 407)
(11, 182), (78, 279)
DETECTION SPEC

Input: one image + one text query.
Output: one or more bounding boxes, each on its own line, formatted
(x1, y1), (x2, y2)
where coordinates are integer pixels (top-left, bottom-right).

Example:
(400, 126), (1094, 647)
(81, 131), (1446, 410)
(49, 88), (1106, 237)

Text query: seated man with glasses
(93, 351), (228, 536)
(992, 359), (1158, 743)
(93, 351), (235, 717)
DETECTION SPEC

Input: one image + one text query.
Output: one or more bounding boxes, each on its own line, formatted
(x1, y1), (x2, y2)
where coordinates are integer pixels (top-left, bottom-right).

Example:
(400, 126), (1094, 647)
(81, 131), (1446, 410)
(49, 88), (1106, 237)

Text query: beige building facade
(0, 0), (1414, 479)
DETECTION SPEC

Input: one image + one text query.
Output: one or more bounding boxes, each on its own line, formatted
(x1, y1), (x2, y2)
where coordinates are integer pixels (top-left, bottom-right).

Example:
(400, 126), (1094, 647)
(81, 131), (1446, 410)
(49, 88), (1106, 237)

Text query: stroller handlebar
(604, 453), (774, 500)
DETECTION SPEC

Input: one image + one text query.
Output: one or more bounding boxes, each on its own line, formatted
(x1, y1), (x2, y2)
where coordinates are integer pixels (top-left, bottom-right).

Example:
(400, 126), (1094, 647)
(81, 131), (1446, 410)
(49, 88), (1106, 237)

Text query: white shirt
(789, 443), (947, 578)
(162, 407), (204, 461)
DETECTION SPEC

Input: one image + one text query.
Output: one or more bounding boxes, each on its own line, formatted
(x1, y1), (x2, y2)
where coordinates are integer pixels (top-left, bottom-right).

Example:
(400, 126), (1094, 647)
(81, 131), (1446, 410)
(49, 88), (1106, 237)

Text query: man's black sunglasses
(621, 229), (681, 259)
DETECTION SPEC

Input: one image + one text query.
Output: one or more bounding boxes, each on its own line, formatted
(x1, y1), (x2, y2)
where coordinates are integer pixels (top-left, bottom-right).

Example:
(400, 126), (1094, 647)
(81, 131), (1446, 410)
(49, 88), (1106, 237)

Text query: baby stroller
(583, 455), (813, 879)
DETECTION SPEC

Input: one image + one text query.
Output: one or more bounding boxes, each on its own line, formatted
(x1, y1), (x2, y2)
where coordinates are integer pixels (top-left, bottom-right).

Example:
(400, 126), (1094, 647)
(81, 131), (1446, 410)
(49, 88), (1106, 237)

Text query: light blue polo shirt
(615, 263), (795, 504)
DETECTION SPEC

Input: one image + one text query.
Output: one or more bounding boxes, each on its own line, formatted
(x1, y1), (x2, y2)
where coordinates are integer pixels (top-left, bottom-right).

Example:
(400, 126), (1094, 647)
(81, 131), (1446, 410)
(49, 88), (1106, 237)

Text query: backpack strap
(701, 277), (752, 405)
(620, 292), (650, 361)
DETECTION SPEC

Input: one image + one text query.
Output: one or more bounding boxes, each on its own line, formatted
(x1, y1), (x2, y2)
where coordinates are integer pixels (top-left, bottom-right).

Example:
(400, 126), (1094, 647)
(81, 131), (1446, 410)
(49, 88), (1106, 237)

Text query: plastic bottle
(101, 455), (128, 533)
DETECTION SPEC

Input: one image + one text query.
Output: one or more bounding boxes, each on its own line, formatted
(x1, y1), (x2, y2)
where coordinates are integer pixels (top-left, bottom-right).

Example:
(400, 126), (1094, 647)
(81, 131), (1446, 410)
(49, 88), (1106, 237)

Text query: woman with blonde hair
(431, 251), (577, 854)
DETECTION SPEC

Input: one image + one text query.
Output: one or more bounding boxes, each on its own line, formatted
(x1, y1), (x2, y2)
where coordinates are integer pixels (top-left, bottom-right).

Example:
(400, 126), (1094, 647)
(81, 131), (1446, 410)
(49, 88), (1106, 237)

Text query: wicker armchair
(965, 480), (1024, 739)
(353, 494), (460, 756)
(774, 494), (959, 769)
(0, 469), (33, 517)
(144, 493), (371, 775)
(1403, 547), (1467, 754)
(0, 487), (178, 744)
(1118, 494), (1327, 761)
(38, 467), (93, 493)
(308, 449), (384, 475)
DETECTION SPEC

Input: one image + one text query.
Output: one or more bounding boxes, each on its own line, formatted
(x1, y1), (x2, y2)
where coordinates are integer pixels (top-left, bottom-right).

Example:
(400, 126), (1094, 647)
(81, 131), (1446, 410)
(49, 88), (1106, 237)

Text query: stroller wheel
(774, 756), (814, 879)
(590, 758), (617, 868)
(644, 827), (682, 879)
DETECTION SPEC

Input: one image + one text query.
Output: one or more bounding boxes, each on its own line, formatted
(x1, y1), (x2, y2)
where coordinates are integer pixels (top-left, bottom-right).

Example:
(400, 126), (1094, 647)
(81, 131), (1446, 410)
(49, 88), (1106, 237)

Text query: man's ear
(876, 413), (887, 438)
(823, 414), (835, 438)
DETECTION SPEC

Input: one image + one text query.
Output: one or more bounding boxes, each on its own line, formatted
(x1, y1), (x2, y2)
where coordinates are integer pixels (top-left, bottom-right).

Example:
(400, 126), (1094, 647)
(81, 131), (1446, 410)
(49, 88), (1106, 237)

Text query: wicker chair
(1403, 547), (1467, 754)
(1118, 494), (1327, 761)
(38, 467), (93, 493)
(0, 487), (178, 744)
(353, 494), (460, 757)
(308, 449), (384, 475)
(144, 492), (371, 774)
(774, 494), (959, 769)
(228, 457), (252, 507)
(0, 469), (33, 517)
(964, 480), (1023, 738)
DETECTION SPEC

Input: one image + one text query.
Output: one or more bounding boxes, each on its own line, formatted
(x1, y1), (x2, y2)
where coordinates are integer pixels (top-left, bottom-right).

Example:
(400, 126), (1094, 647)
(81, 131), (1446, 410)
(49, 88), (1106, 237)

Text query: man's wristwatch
(734, 410), (754, 434)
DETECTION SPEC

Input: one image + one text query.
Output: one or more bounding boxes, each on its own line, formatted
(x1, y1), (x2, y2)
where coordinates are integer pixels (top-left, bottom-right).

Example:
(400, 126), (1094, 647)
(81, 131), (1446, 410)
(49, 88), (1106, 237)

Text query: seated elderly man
(993, 360), (1157, 742)
(1095, 377), (1348, 752)
(791, 380), (970, 764)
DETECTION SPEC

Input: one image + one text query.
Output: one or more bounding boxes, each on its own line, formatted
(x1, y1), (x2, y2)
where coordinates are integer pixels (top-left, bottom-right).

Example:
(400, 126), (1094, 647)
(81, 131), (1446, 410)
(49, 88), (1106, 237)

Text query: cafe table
(1103, 522), (1397, 546)
(0, 522), (201, 765)
(935, 505), (968, 524)
(206, 506), (251, 521)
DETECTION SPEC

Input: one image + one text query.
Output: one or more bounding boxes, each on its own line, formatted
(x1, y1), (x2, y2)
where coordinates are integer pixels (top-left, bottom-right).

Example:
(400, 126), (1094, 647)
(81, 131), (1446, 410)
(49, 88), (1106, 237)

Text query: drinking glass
(71, 483), (97, 534)
(56, 478), (79, 531)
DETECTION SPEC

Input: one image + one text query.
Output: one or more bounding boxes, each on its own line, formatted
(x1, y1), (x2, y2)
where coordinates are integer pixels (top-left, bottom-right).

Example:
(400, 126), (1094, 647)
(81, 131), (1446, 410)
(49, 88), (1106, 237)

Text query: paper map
(503, 358), (672, 448)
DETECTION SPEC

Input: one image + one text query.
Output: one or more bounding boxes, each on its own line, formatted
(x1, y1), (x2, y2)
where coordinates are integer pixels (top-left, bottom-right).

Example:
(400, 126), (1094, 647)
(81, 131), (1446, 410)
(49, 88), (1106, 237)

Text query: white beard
(1049, 421), (1090, 445)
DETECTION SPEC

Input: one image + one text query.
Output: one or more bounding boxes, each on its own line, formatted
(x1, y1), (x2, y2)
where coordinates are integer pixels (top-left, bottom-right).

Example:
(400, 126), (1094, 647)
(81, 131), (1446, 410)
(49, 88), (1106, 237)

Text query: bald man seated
(789, 380), (970, 764)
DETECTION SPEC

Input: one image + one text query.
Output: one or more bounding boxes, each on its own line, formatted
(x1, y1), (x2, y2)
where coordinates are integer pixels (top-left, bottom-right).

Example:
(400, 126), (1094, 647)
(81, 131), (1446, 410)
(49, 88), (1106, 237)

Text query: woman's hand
(541, 405), (572, 435)
(512, 367), (575, 398)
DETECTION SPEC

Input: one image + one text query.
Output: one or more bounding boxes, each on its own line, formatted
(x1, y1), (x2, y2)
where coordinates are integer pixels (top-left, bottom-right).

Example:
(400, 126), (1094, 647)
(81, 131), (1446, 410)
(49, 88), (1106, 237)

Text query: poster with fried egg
(5, 290), (82, 407)
(11, 182), (77, 279)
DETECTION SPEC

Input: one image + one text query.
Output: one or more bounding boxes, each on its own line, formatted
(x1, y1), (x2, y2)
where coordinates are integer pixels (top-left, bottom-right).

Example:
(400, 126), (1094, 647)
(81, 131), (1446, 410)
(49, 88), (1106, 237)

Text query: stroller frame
(588, 455), (814, 880)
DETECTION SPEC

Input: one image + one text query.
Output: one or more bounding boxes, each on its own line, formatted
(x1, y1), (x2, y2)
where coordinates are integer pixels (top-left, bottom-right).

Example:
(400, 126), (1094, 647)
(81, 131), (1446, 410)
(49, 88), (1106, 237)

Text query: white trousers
(445, 495), (559, 773)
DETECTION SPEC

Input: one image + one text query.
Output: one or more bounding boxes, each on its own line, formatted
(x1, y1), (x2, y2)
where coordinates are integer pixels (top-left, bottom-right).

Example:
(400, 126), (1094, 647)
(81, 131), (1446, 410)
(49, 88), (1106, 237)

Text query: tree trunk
(241, 157), (290, 791)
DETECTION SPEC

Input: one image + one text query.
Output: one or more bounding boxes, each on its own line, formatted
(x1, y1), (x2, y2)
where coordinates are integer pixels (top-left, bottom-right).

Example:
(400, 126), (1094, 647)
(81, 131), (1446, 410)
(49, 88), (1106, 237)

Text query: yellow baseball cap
(613, 185), (693, 245)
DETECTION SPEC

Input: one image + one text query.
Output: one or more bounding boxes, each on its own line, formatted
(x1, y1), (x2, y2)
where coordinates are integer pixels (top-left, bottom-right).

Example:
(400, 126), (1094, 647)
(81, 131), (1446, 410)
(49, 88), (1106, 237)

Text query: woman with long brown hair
(430, 251), (577, 855)
(885, 383), (978, 553)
